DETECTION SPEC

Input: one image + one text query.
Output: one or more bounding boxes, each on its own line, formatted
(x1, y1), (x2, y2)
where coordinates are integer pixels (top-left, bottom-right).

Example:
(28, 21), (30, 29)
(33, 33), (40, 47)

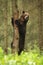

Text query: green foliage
(0, 47), (43, 65)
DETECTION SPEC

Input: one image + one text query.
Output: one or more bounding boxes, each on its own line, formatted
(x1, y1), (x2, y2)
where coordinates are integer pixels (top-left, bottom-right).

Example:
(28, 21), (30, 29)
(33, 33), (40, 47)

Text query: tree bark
(38, 0), (43, 52)
(11, 0), (19, 53)
(4, 0), (8, 54)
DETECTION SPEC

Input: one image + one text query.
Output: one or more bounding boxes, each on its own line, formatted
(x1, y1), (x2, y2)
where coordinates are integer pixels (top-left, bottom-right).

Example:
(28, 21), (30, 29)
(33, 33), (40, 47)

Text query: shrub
(0, 47), (43, 65)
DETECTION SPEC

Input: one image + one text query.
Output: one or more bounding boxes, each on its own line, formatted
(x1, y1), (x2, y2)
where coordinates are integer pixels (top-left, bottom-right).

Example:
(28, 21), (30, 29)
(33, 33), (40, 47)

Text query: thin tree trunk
(4, 0), (8, 54)
(38, 0), (43, 52)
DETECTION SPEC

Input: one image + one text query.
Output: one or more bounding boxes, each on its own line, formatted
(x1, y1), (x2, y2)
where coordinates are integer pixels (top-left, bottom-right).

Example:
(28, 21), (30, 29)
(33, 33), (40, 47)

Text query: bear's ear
(22, 11), (25, 14)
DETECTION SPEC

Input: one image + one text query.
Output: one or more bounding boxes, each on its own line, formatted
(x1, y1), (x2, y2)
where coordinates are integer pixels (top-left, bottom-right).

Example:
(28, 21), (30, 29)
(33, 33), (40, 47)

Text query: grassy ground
(0, 47), (43, 65)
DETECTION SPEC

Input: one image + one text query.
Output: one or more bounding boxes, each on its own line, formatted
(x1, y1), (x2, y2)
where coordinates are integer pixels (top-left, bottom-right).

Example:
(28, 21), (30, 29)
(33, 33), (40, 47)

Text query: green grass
(0, 47), (43, 65)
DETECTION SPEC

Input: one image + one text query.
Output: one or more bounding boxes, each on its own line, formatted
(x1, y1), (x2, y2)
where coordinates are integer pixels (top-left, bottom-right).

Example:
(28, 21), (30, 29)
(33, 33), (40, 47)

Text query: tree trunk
(38, 0), (43, 52)
(4, 0), (8, 54)
(11, 0), (19, 53)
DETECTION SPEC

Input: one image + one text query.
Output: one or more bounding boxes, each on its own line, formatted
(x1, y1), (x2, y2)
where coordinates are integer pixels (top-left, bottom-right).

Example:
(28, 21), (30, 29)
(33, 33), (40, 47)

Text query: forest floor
(0, 47), (43, 65)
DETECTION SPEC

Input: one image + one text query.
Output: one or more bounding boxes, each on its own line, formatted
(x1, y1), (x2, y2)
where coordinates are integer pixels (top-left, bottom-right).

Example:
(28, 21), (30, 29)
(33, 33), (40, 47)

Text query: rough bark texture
(11, 0), (19, 53)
